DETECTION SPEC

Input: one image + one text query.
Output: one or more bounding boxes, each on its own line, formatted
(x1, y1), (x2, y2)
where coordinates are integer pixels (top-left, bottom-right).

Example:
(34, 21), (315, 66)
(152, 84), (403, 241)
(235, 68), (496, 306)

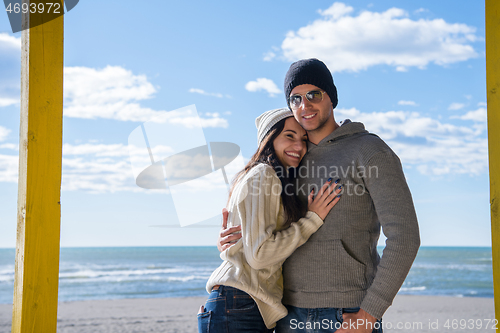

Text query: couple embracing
(197, 58), (420, 333)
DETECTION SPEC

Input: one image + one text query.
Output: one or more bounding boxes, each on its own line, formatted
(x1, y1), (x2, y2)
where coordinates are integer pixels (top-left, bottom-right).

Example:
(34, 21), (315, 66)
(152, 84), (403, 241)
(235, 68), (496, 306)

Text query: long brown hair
(229, 117), (306, 227)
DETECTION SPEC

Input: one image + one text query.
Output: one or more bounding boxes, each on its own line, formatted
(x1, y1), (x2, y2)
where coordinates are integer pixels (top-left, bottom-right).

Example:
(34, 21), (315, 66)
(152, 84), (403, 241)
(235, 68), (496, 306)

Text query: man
(218, 58), (420, 333)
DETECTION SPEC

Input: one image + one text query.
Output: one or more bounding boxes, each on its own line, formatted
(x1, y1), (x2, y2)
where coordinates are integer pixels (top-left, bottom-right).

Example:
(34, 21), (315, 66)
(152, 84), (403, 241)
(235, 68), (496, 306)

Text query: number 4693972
(6, 2), (61, 14)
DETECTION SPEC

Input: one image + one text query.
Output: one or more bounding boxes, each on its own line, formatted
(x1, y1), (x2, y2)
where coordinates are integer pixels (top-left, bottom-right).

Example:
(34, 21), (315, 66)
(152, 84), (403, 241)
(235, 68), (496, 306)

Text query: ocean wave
(0, 266), (14, 274)
(399, 286), (426, 291)
(0, 264), (213, 284)
(58, 273), (211, 284)
(166, 275), (209, 282)
(412, 263), (492, 271)
(0, 266), (14, 283)
(0, 247), (494, 303)
(59, 267), (187, 279)
(57, 266), (212, 283)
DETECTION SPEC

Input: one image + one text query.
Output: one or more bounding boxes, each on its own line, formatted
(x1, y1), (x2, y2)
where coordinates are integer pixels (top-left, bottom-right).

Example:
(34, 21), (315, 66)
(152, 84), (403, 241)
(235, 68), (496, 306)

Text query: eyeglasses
(288, 90), (325, 110)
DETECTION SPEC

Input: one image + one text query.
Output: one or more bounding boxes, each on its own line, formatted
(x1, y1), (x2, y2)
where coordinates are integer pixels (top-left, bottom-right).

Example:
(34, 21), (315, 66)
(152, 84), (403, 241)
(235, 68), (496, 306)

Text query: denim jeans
(275, 305), (383, 333)
(197, 285), (274, 333)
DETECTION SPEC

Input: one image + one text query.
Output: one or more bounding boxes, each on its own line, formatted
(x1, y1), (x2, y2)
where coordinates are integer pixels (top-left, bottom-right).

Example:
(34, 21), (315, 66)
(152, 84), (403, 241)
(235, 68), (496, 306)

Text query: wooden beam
(11, 2), (64, 332)
(486, 0), (500, 327)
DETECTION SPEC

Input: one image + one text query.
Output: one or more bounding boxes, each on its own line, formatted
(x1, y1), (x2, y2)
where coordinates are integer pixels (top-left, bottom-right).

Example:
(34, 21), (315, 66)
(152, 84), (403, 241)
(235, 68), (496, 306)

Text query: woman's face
(273, 117), (308, 168)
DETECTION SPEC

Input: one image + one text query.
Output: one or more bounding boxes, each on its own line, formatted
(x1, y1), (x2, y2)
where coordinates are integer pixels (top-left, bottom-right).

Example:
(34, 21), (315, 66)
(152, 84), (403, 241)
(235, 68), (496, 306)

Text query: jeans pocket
(197, 310), (211, 333)
(227, 295), (256, 313)
(338, 306), (361, 322)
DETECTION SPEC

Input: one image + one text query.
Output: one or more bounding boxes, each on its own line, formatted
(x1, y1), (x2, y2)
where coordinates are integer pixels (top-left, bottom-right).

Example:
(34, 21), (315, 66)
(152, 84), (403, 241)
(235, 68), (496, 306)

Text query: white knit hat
(255, 108), (293, 145)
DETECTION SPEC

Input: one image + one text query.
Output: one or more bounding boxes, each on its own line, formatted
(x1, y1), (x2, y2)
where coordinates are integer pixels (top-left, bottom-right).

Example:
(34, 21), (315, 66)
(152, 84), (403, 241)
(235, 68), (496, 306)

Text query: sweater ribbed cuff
(360, 291), (392, 320)
(303, 211), (323, 229)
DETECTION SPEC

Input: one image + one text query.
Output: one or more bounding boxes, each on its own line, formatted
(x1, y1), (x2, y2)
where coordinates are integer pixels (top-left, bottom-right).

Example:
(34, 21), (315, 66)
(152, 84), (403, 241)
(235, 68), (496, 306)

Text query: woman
(197, 108), (341, 332)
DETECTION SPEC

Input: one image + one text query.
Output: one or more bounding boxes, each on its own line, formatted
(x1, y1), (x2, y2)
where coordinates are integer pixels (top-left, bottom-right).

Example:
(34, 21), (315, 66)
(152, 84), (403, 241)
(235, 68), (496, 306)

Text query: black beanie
(284, 58), (338, 110)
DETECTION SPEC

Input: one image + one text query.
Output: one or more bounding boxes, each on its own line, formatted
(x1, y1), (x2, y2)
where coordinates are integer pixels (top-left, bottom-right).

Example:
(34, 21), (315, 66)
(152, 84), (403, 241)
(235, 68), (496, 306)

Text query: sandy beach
(0, 295), (495, 332)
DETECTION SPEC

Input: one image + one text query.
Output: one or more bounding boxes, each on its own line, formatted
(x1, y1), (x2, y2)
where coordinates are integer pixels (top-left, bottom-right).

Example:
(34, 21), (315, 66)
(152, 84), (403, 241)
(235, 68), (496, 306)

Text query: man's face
(289, 84), (334, 134)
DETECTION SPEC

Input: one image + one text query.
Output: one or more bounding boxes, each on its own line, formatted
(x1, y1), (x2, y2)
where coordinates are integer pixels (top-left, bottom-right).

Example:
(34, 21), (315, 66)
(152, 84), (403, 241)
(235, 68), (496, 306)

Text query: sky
(0, 0), (490, 247)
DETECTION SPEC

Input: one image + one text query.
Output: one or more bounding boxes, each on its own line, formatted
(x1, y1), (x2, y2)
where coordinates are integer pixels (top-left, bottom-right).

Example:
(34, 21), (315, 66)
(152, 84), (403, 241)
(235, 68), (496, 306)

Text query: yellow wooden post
(486, 0), (500, 327)
(11, 2), (64, 332)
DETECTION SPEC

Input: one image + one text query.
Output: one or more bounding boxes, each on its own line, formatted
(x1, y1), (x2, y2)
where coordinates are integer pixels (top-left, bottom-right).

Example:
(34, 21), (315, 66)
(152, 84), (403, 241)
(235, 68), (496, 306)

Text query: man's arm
(337, 149), (420, 333)
(360, 150), (420, 319)
(217, 208), (242, 252)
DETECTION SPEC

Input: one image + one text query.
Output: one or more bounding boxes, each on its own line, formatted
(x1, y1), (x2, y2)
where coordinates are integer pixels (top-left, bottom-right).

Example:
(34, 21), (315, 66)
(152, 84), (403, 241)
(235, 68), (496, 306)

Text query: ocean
(0, 246), (493, 304)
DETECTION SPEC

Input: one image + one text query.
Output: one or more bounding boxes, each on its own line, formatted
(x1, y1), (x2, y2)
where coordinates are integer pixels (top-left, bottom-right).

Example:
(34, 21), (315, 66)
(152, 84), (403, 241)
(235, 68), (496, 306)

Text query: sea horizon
(0, 246), (494, 304)
(0, 245), (494, 249)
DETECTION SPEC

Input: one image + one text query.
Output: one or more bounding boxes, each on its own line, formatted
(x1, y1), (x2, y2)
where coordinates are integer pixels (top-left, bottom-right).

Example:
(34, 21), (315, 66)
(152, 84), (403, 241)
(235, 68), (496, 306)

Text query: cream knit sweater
(206, 163), (324, 329)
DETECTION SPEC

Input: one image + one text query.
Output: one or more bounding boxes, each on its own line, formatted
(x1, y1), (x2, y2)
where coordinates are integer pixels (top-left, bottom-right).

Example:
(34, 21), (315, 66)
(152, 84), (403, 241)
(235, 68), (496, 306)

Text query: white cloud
(0, 127), (17, 184)
(167, 116), (228, 129)
(398, 100), (418, 106)
(203, 112), (229, 127)
(263, 51), (276, 61)
(64, 65), (154, 120)
(0, 126), (10, 142)
(61, 157), (141, 193)
(478, 102), (487, 107)
(0, 103), (488, 189)
(448, 102), (465, 110)
(3, 48), (227, 127)
(414, 8), (428, 14)
(60, 142), (238, 193)
(64, 66), (228, 127)
(245, 78), (281, 97)
(159, 109), (228, 128)
(0, 154), (18, 183)
(2, 139), (243, 194)
(66, 66), (156, 103)
(0, 33), (21, 107)
(189, 88), (230, 98)
(451, 107), (487, 122)
(0, 97), (18, 107)
(281, 2), (480, 72)
(63, 143), (172, 157)
(335, 107), (487, 175)
(318, 2), (354, 19)
(0, 33), (21, 51)
(0, 143), (18, 150)
(60, 143), (175, 193)
(0, 142), (174, 192)
(263, 46), (281, 62)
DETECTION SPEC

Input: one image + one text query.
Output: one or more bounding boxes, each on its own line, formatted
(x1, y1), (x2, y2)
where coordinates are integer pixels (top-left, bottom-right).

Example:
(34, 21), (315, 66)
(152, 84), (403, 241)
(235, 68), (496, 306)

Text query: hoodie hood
(307, 119), (369, 150)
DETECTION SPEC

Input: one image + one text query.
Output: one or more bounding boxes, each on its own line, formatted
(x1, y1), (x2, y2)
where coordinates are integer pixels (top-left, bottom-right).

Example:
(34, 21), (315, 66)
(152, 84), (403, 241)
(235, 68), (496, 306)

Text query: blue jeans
(197, 285), (274, 333)
(275, 305), (383, 333)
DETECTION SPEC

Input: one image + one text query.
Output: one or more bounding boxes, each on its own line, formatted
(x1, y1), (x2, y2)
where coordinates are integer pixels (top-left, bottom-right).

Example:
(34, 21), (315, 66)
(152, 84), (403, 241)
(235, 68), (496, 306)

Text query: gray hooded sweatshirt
(282, 120), (421, 319)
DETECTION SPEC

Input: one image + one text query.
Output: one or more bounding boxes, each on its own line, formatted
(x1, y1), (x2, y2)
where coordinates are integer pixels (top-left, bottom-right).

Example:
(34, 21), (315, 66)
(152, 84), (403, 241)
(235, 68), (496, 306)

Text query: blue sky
(0, 0), (490, 247)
